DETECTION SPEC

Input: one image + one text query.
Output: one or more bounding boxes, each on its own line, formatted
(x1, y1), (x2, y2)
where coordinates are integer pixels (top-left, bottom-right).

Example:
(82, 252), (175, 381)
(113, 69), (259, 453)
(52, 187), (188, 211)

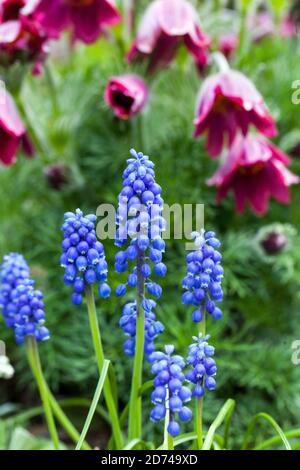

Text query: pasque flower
(182, 230), (224, 323)
(194, 69), (277, 157)
(61, 209), (110, 305)
(219, 33), (238, 59)
(186, 334), (217, 398)
(34, 0), (121, 44)
(127, 0), (210, 73)
(208, 133), (299, 215)
(104, 74), (148, 120)
(0, 253), (50, 344)
(119, 300), (164, 359)
(0, 89), (34, 165)
(0, 0), (49, 73)
(149, 345), (192, 437)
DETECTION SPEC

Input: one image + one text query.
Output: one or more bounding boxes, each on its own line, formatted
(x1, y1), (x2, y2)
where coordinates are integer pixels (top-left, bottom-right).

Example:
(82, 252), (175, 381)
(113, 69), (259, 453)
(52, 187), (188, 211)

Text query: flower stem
(163, 387), (174, 450)
(210, 52), (230, 73)
(85, 285), (123, 449)
(43, 61), (60, 114)
(195, 316), (206, 450)
(128, 250), (145, 440)
(25, 336), (60, 450)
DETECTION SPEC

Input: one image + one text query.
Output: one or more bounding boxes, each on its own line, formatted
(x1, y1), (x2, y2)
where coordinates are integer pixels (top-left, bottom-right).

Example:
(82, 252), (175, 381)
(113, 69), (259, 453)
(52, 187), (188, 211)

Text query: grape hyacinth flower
(182, 230), (224, 323)
(186, 334), (217, 399)
(149, 345), (192, 439)
(104, 74), (149, 120)
(0, 89), (34, 166)
(193, 69), (277, 157)
(116, 149), (166, 441)
(119, 300), (164, 359)
(208, 134), (299, 215)
(34, 0), (121, 44)
(0, 254), (50, 344)
(127, 0), (210, 74)
(61, 209), (110, 305)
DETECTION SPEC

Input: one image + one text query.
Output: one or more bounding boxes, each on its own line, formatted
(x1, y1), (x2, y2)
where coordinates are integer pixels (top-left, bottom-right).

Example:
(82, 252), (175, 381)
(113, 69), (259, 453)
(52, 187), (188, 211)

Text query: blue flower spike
(182, 230), (224, 322)
(186, 334), (217, 397)
(61, 209), (111, 305)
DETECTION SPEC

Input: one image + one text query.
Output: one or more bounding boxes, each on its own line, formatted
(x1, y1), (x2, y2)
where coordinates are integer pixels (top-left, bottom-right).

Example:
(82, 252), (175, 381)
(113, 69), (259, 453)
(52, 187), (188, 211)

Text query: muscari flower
(182, 230), (223, 323)
(127, 0), (210, 74)
(0, 89), (34, 165)
(34, 0), (121, 44)
(104, 74), (149, 120)
(61, 209), (110, 305)
(208, 133), (299, 215)
(0, 0), (49, 73)
(186, 334), (217, 398)
(0, 253), (50, 344)
(119, 300), (164, 360)
(193, 69), (277, 157)
(149, 345), (192, 437)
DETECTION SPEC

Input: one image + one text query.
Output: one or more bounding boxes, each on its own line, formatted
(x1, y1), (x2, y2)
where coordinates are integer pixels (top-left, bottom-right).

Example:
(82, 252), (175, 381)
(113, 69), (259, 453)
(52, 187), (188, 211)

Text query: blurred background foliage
(1, 0), (300, 449)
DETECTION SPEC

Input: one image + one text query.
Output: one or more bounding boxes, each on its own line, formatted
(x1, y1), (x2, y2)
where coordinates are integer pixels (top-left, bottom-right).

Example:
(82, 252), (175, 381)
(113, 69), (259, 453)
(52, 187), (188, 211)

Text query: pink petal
(0, 128), (19, 166)
(0, 20), (21, 44)
(0, 90), (25, 137)
(35, 0), (70, 38)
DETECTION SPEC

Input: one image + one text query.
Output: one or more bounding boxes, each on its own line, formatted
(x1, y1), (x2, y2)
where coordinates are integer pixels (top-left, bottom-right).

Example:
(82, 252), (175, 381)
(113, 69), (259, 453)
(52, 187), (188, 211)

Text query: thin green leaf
(75, 360), (110, 450)
(254, 428), (300, 450)
(202, 399), (235, 451)
(242, 412), (291, 450)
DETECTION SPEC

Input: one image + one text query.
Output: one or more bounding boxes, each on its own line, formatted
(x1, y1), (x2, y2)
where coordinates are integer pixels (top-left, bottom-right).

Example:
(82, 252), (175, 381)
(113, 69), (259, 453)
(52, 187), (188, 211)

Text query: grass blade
(242, 412), (291, 450)
(202, 399), (235, 450)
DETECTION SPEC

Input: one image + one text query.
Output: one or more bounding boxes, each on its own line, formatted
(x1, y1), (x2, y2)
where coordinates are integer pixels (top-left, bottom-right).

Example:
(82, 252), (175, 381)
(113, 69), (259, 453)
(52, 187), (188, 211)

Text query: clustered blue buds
(61, 209), (110, 305)
(119, 299), (164, 359)
(149, 345), (193, 437)
(182, 230), (224, 322)
(186, 334), (217, 398)
(0, 254), (50, 344)
(114, 149), (167, 299)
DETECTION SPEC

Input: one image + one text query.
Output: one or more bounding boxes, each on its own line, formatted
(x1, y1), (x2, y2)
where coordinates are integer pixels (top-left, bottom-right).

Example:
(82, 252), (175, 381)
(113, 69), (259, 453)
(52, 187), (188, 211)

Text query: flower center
(65, 0), (94, 6)
(2, 0), (25, 21)
(238, 163), (265, 175)
(112, 91), (134, 113)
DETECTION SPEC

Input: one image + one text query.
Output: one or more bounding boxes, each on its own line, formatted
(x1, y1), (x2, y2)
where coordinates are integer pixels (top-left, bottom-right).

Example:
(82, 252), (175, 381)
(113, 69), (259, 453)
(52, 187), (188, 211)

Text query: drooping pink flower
(247, 11), (275, 43)
(127, 0), (210, 73)
(34, 0), (121, 44)
(0, 0), (48, 72)
(207, 134), (299, 215)
(219, 33), (238, 59)
(194, 69), (277, 157)
(0, 89), (34, 165)
(104, 74), (148, 120)
(280, 14), (298, 38)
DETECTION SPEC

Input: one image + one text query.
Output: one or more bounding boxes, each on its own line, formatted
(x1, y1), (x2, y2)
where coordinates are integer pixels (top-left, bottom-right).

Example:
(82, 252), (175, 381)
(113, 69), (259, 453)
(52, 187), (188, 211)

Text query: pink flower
(194, 69), (277, 157)
(104, 74), (148, 119)
(247, 11), (275, 43)
(219, 33), (238, 59)
(34, 0), (121, 44)
(127, 0), (210, 73)
(0, 89), (34, 166)
(208, 134), (299, 215)
(0, 0), (48, 71)
(280, 15), (298, 38)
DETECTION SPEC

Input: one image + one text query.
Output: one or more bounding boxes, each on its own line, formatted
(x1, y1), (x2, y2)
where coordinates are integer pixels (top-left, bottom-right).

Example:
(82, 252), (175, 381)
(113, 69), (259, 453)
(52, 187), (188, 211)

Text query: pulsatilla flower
(208, 134), (300, 215)
(0, 253), (50, 344)
(127, 0), (210, 73)
(182, 230), (223, 323)
(104, 74), (149, 120)
(34, 0), (121, 44)
(0, 0), (49, 72)
(0, 89), (34, 165)
(149, 345), (192, 437)
(194, 69), (277, 157)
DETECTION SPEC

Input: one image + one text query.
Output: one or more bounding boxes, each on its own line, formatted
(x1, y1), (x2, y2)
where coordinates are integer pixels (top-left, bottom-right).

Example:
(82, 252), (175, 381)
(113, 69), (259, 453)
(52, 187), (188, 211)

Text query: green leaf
(242, 412), (291, 450)
(75, 359), (110, 450)
(254, 428), (300, 450)
(202, 399), (235, 451)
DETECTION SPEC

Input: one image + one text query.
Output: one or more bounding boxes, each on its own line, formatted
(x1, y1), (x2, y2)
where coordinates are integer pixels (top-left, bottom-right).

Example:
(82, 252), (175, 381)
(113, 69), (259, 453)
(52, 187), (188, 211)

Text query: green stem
(128, 250), (145, 441)
(85, 285), (123, 449)
(25, 337), (60, 450)
(163, 387), (174, 450)
(43, 61), (60, 114)
(46, 388), (91, 450)
(195, 316), (206, 450)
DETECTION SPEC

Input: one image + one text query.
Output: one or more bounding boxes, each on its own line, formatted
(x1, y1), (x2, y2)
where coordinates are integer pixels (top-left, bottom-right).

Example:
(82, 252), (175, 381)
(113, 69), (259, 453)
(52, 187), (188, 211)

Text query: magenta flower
(0, 89), (34, 166)
(280, 15), (298, 38)
(104, 74), (148, 119)
(194, 69), (277, 157)
(208, 134), (299, 215)
(127, 0), (210, 73)
(34, 0), (121, 44)
(0, 0), (48, 72)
